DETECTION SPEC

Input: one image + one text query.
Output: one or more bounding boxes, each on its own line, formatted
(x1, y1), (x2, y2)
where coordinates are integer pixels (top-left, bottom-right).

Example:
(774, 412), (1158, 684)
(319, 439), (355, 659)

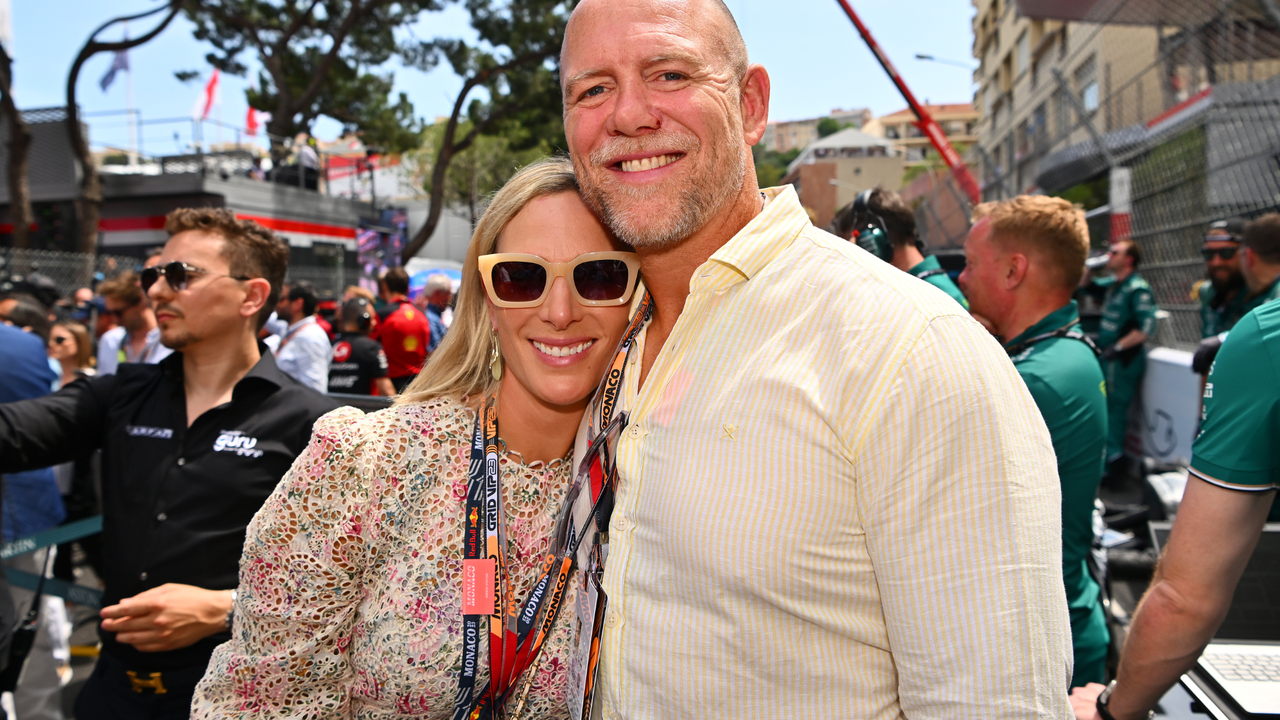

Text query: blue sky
(9, 0), (976, 156)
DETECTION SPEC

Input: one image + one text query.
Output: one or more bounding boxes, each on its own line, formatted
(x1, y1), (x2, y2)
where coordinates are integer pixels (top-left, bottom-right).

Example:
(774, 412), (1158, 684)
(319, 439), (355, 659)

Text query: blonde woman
(193, 158), (637, 719)
(47, 320), (96, 388)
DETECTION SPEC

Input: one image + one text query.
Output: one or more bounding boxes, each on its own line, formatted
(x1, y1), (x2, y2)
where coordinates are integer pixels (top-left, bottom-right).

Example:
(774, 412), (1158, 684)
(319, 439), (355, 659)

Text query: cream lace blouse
(192, 396), (580, 719)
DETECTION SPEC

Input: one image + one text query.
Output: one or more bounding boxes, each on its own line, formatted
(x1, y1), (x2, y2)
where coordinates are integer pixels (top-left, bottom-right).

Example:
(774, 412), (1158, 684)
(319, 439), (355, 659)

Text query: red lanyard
(452, 291), (653, 720)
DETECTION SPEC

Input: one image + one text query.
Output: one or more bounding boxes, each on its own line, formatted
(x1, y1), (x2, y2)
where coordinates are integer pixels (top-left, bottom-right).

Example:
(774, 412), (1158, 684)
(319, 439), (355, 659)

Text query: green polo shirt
(907, 255), (969, 309)
(1195, 280), (1250, 338)
(1099, 272), (1158, 348)
(1004, 301), (1109, 662)
(1190, 300), (1280, 521)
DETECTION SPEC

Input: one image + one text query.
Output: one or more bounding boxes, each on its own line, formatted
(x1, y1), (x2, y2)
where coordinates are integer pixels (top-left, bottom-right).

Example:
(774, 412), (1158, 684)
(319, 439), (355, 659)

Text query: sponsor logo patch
(126, 425), (174, 439)
(213, 430), (264, 458)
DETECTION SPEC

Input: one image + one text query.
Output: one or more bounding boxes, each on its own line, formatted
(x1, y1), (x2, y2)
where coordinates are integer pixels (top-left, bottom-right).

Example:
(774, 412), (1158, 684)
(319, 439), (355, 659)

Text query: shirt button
(156, 513), (167, 522)
(627, 425), (643, 439)
(176, 457), (186, 466)
(604, 609), (622, 628)
(612, 514), (632, 532)
(139, 571), (148, 581)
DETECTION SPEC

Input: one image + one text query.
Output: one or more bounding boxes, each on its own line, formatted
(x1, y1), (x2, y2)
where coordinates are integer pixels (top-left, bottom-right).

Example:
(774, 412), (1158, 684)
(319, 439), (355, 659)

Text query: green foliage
(817, 117), (852, 139)
(409, 120), (552, 226)
(753, 145), (800, 189)
(1055, 175), (1110, 211)
(185, 0), (443, 155)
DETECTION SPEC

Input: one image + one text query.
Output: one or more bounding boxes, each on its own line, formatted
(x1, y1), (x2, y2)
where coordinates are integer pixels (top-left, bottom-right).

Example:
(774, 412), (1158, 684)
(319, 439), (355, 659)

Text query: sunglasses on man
(141, 261), (251, 293)
(478, 252), (641, 308)
(1200, 246), (1239, 261)
(103, 298), (140, 319)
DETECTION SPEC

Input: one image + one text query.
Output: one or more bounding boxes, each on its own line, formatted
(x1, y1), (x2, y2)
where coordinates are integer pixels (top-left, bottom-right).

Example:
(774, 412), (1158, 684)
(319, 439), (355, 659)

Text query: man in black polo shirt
(0, 208), (339, 719)
(328, 297), (394, 396)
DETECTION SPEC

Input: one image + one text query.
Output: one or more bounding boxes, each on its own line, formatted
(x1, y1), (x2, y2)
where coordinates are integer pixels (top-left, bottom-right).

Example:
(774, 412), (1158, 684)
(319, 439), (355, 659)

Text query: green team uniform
(1098, 273), (1159, 460)
(907, 255), (969, 310)
(1195, 280), (1251, 338)
(1190, 300), (1280, 522)
(1004, 301), (1110, 685)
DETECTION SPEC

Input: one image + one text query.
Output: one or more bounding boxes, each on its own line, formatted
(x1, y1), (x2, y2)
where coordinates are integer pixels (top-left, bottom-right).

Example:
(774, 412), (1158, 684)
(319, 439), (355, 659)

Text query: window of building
(1016, 119), (1029, 158)
(1031, 102), (1047, 148)
(885, 126), (900, 139)
(1058, 28), (1068, 60)
(1075, 55), (1098, 114)
(1017, 31), (1030, 77)
(1055, 86), (1072, 137)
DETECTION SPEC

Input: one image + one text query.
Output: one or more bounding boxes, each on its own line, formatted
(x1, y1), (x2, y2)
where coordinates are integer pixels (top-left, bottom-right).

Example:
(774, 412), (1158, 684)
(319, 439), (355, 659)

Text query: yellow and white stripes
(593, 185), (1073, 719)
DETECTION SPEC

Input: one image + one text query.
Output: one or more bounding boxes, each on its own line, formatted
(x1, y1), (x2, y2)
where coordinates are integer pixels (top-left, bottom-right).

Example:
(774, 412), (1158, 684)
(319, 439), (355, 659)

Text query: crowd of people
(0, 0), (1276, 719)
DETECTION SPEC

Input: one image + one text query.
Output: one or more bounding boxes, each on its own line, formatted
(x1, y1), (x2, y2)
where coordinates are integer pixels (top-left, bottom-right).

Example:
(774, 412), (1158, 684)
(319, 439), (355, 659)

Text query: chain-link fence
(1, 246), (360, 303)
(912, 0), (1280, 350)
(0, 247), (138, 298)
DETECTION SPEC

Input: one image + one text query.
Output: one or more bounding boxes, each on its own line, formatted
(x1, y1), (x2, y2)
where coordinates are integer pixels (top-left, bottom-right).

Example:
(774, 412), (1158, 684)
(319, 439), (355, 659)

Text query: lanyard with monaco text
(572, 289), (654, 715)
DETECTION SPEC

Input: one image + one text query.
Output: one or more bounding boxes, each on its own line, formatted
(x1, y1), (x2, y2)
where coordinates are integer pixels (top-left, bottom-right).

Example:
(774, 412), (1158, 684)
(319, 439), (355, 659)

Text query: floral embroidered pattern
(192, 396), (579, 719)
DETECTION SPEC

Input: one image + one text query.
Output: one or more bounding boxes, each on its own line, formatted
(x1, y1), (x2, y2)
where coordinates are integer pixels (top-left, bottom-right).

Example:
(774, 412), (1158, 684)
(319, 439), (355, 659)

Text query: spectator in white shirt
(96, 271), (172, 376)
(273, 281), (331, 393)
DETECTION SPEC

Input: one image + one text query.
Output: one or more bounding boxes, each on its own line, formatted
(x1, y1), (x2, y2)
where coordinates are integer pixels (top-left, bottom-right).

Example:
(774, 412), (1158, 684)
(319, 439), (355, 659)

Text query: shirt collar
(693, 185), (811, 291)
(160, 341), (289, 396)
(285, 315), (317, 334)
(1003, 300), (1081, 350)
(908, 255), (942, 276)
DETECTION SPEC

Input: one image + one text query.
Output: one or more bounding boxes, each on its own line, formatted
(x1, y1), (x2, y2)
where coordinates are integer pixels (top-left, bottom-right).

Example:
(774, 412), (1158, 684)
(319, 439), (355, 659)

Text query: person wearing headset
(830, 186), (969, 309)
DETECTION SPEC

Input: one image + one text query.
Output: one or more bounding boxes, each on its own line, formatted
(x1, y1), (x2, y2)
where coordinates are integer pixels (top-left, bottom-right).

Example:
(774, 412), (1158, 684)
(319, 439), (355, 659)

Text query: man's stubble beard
(575, 130), (747, 250)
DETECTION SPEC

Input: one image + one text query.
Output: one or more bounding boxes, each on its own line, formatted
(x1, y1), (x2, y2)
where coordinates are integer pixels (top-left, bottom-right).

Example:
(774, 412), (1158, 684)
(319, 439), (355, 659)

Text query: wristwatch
(1096, 681), (1155, 720)
(224, 589), (237, 631)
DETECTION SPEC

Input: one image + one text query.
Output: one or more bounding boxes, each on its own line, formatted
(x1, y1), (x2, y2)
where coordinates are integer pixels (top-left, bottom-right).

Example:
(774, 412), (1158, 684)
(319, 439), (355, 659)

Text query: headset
(851, 189), (895, 262)
(343, 297), (374, 334)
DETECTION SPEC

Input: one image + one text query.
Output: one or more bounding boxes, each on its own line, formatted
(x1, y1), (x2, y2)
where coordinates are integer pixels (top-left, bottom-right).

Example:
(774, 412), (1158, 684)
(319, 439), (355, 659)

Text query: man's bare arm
(100, 583), (235, 653)
(1071, 478), (1274, 720)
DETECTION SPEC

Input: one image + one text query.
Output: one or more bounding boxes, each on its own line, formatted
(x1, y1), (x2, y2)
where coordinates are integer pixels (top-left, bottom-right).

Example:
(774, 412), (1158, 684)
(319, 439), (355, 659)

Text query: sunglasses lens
(573, 260), (631, 301)
(492, 262), (547, 303)
(140, 267), (159, 292)
(1202, 248), (1238, 261)
(165, 262), (189, 291)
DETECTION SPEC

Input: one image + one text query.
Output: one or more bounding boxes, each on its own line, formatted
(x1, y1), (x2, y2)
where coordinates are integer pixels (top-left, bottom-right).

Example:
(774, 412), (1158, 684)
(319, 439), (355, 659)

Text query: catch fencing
(909, 0), (1280, 350)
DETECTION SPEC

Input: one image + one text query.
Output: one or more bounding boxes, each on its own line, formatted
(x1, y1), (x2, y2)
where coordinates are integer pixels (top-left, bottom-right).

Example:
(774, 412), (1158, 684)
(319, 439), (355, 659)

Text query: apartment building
(779, 128), (903, 228)
(760, 107), (872, 154)
(863, 103), (979, 169)
(971, 0), (1163, 196)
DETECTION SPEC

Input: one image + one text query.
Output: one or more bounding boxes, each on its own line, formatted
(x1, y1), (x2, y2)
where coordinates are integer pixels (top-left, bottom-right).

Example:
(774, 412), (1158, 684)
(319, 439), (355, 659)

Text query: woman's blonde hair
(397, 156), (580, 404)
(53, 320), (94, 370)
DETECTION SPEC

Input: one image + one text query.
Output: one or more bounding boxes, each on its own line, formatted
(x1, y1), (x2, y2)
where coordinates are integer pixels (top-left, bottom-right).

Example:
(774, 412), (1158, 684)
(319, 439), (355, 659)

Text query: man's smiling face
(561, 0), (750, 249)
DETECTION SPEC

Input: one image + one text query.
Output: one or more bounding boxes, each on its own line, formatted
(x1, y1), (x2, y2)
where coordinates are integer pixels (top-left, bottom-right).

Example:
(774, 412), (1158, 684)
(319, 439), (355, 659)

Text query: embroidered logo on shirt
(126, 425), (174, 439)
(403, 335), (419, 352)
(333, 341), (352, 362)
(213, 430), (264, 458)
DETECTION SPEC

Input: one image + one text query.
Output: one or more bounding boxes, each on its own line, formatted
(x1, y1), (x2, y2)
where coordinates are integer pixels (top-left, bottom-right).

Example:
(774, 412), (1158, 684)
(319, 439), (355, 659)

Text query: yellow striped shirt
(593, 185), (1073, 719)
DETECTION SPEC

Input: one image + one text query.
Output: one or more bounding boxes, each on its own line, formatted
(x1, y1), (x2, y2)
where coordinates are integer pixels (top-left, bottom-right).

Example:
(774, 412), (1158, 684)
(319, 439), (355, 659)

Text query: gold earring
(489, 330), (503, 381)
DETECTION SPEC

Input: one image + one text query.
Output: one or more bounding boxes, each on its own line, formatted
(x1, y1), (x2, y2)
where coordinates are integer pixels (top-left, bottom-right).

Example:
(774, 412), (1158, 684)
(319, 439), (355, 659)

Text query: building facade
(761, 108), (872, 154)
(780, 128), (903, 228)
(864, 104), (979, 169)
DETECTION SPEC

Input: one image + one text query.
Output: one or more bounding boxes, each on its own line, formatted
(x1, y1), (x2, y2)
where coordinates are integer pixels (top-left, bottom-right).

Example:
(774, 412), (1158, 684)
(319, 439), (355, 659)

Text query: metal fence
(0, 246), (360, 302)
(0, 247), (138, 298)
(911, 0), (1280, 350)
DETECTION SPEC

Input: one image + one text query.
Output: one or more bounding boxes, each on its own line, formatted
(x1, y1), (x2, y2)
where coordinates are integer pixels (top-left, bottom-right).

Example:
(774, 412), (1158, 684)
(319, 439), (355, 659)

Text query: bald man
(559, 1), (1074, 718)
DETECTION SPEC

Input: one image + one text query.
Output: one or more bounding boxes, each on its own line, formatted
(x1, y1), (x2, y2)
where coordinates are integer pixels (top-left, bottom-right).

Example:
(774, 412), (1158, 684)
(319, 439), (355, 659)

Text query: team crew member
(1070, 299), (1279, 720)
(273, 281), (331, 393)
(1091, 240), (1158, 471)
(960, 196), (1109, 686)
(1194, 218), (1250, 338)
(0, 208), (339, 720)
(97, 272), (172, 376)
(327, 298), (394, 396)
(832, 186), (969, 309)
(377, 267), (431, 392)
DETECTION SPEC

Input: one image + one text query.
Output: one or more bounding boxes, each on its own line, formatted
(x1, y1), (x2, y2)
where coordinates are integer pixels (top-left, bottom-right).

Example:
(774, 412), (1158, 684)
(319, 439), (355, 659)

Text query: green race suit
(1195, 280), (1251, 339)
(1191, 300), (1280, 522)
(907, 255), (969, 310)
(1005, 301), (1110, 685)
(1098, 273), (1159, 460)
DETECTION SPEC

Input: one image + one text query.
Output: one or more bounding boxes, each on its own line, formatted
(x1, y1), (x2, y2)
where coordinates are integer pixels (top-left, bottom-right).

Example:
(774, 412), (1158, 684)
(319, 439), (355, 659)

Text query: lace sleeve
(192, 405), (375, 718)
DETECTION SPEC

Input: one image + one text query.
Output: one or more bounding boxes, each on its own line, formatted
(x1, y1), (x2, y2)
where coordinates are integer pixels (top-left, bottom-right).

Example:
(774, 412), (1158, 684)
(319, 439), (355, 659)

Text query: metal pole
(832, 0), (981, 204)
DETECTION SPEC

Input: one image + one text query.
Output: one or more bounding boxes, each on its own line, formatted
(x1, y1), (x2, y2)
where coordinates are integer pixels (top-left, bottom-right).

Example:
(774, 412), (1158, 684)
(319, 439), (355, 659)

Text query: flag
(245, 108), (271, 136)
(191, 68), (220, 120)
(99, 49), (129, 92)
